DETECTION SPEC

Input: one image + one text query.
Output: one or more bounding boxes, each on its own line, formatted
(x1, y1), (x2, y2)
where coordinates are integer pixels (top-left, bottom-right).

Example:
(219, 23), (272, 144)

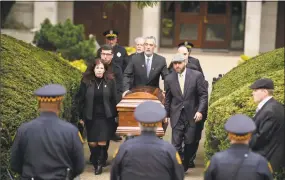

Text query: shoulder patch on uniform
(78, 131), (84, 144)
(268, 162), (273, 173)
(113, 148), (119, 158)
(176, 152), (182, 165)
(205, 160), (211, 171)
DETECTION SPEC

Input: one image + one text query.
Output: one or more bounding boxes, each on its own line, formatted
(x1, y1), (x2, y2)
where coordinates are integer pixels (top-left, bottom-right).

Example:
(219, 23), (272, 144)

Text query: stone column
(259, 2), (278, 53)
(244, 1), (262, 57)
(33, 1), (58, 29)
(141, 2), (161, 51)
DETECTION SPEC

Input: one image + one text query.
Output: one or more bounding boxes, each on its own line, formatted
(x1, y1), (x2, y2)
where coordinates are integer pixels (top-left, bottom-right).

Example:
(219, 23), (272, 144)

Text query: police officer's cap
(34, 84), (66, 102)
(172, 53), (185, 63)
(224, 114), (256, 135)
(178, 41), (194, 49)
(249, 78), (274, 90)
(134, 101), (166, 127)
(103, 29), (119, 40)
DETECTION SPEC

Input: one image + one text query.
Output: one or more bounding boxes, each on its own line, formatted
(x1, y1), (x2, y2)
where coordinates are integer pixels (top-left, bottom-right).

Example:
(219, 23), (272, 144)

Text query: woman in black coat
(76, 58), (118, 175)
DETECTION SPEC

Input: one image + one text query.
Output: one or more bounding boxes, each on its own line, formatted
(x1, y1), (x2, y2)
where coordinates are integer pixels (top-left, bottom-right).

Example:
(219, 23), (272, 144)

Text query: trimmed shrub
(0, 34), (82, 179)
(33, 18), (96, 61)
(210, 48), (284, 105)
(205, 47), (285, 179)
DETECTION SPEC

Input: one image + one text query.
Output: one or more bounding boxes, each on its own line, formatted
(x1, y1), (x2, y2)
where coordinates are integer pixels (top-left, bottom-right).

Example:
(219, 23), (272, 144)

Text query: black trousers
(182, 119), (205, 162)
(171, 110), (195, 156)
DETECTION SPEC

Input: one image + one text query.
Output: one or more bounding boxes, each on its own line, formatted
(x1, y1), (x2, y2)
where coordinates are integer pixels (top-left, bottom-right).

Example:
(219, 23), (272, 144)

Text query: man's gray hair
(145, 36), (156, 45)
(134, 37), (145, 44)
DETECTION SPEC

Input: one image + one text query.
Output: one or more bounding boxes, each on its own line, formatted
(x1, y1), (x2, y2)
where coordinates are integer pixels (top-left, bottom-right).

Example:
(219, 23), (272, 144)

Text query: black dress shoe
(188, 161), (195, 168)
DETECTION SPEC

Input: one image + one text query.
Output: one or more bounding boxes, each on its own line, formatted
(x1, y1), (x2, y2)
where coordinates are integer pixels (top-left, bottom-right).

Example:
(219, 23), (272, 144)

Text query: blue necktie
(146, 58), (151, 78)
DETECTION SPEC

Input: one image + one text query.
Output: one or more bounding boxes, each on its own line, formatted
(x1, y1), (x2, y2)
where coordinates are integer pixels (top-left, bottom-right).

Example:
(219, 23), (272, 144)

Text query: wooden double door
(73, 2), (130, 46)
(174, 2), (231, 49)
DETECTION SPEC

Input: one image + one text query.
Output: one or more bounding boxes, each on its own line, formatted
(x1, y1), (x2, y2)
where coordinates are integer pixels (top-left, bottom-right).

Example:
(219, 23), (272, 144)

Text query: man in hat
(204, 114), (273, 180)
(175, 44), (209, 168)
(164, 53), (208, 172)
(10, 84), (85, 179)
(110, 101), (184, 180)
(97, 29), (129, 72)
(249, 78), (285, 173)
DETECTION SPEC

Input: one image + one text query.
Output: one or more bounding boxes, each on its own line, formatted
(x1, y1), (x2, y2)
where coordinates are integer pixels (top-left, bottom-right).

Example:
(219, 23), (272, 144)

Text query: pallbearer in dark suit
(164, 53), (208, 172)
(110, 101), (184, 180)
(76, 58), (118, 175)
(10, 84), (85, 179)
(176, 45), (208, 168)
(126, 37), (145, 90)
(123, 36), (169, 97)
(249, 78), (285, 173)
(204, 114), (274, 180)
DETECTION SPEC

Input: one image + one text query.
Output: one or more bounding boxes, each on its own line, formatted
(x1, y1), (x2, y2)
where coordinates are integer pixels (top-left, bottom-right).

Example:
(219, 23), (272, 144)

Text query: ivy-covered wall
(0, 34), (82, 179)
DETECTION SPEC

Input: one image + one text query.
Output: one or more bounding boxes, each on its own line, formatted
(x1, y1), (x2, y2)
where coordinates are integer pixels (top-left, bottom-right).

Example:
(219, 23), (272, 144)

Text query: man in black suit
(177, 45), (208, 168)
(249, 78), (285, 173)
(165, 53), (208, 172)
(123, 36), (169, 96)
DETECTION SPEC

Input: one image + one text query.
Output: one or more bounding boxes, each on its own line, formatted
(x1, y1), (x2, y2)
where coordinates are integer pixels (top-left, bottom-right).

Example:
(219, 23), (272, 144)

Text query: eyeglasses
(101, 53), (112, 56)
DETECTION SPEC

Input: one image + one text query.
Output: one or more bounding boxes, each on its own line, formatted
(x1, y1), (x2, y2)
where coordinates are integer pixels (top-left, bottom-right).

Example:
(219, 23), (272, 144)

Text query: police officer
(110, 101), (184, 180)
(97, 29), (129, 72)
(10, 84), (85, 180)
(204, 114), (273, 180)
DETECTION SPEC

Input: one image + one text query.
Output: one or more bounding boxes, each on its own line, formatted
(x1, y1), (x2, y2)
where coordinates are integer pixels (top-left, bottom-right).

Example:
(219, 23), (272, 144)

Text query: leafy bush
(125, 46), (136, 55)
(33, 18), (96, 61)
(210, 48), (284, 105)
(237, 54), (251, 65)
(205, 48), (285, 179)
(69, 59), (87, 73)
(0, 34), (82, 179)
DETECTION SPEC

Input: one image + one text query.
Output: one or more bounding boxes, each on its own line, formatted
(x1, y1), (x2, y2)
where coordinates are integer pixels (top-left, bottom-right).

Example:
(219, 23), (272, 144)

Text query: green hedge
(205, 47), (285, 179)
(210, 48), (284, 105)
(0, 34), (82, 179)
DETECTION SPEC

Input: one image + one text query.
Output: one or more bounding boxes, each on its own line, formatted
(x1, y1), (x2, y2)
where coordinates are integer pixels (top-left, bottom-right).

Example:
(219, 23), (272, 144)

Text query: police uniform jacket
(112, 44), (129, 72)
(110, 131), (184, 180)
(123, 52), (169, 91)
(249, 98), (285, 172)
(204, 144), (273, 180)
(10, 111), (85, 179)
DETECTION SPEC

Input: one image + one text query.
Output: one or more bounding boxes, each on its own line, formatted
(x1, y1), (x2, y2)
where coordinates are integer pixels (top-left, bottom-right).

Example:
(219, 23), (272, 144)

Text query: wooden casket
(116, 86), (165, 137)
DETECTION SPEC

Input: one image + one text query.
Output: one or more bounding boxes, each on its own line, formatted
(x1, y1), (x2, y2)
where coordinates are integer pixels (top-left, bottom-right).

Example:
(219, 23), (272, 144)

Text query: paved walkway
(80, 51), (241, 179)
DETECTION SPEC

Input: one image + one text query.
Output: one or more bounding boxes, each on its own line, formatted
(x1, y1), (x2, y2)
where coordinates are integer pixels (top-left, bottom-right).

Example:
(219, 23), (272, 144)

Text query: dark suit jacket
(164, 68), (208, 128)
(188, 56), (204, 77)
(108, 61), (123, 101)
(249, 98), (285, 172)
(123, 52), (169, 91)
(76, 78), (118, 121)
